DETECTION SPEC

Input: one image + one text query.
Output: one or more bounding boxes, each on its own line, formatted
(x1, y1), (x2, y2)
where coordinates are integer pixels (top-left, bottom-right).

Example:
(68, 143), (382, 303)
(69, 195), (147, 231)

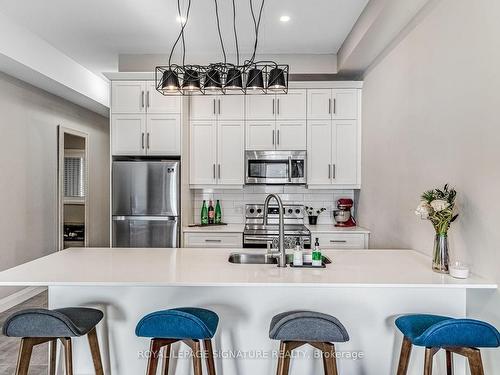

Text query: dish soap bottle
(312, 237), (322, 267)
(201, 200), (208, 225)
(293, 237), (303, 266)
(215, 200), (222, 224)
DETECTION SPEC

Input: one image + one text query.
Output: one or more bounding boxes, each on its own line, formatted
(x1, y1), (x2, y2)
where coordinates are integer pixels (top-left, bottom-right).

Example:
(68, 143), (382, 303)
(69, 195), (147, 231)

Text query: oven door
(245, 151), (306, 184)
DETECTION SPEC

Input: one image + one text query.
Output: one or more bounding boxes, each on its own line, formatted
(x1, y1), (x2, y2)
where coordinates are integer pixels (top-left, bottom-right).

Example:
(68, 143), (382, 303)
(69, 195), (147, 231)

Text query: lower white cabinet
(312, 233), (369, 249)
(184, 232), (243, 248)
(307, 119), (360, 188)
(190, 120), (244, 187)
(112, 114), (181, 156)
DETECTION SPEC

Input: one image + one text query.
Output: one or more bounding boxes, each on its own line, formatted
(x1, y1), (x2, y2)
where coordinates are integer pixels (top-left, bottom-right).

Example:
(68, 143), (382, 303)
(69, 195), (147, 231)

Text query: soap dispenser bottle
(312, 237), (322, 267)
(293, 237), (303, 266)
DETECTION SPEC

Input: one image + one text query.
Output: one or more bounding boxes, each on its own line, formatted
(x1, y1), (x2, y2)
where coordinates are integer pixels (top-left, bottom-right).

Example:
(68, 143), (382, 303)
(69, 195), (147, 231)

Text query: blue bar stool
(395, 314), (500, 375)
(2, 307), (104, 375)
(136, 307), (219, 375)
(269, 310), (350, 375)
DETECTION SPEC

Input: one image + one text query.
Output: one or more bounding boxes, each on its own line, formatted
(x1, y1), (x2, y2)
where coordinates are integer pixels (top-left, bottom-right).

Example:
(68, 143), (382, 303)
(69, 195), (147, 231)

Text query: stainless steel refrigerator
(112, 160), (180, 247)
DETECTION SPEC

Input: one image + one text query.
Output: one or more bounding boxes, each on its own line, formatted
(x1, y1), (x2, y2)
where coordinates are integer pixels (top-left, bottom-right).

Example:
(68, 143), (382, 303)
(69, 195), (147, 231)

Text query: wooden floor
(0, 291), (48, 375)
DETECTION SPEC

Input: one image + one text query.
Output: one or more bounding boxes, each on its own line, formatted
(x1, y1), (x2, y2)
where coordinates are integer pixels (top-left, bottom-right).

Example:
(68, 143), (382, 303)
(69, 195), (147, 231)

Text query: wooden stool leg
(322, 343), (338, 375)
(15, 338), (34, 375)
(446, 350), (454, 375)
(397, 337), (413, 375)
(62, 338), (73, 375)
(162, 344), (171, 375)
(192, 340), (203, 375)
(276, 341), (293, 375)
(146, 339), (164, 375)
(423, 348), (439, 375)
(203, 339), (216, 375)
(87, 328), (104, 375)
(49, 339), (57, 375)
(467, 349), (484, 375)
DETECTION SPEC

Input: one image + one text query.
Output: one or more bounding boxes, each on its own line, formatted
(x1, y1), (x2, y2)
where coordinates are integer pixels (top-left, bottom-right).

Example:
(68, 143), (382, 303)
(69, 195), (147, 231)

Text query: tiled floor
(0, 291), (48, 375)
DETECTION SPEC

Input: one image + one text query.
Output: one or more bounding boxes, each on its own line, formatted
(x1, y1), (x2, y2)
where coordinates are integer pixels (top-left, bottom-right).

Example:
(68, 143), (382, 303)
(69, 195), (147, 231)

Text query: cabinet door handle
(213, 99), (216, 115)
(141, 91), (145, 108)
(277, 98), (280, 115)
(332, 164), (336, 179)
(218, 99), (221, 115)
(330, 240), (347, 243)
(146, 91), (150, 108)
(272, 99), (275, 115)
(328, 98), (331, 114)
(272, 129), (275, 145)
(328, 164), (331, 179)
(277, 129), (280, 145)
(213, 164), (216, 179)
(141, 133), (145, 149)
(147, 133), (150, 149)
(205, 239), (222, 243)
(218, 164), (221, 179)
(288, 156), (292, 182)
(333, 98), (336, 114)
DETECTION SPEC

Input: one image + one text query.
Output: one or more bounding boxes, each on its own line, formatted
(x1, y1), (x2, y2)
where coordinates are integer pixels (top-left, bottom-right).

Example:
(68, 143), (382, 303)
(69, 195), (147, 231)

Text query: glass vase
(432, 233), (449, 273)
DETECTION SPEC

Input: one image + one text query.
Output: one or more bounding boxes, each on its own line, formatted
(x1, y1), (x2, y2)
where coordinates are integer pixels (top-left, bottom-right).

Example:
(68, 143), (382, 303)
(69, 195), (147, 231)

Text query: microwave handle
(288, 156), (292, 182)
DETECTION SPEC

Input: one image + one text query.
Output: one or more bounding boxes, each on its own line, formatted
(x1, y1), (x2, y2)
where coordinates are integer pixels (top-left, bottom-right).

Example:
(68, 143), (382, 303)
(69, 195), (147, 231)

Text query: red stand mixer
(333, 198), (357, 227)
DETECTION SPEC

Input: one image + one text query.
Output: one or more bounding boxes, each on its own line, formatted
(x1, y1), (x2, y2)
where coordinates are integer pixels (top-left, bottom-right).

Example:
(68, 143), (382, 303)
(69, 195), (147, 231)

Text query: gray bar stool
(2, 307), (104, 375)
(269, 310), (350, 375)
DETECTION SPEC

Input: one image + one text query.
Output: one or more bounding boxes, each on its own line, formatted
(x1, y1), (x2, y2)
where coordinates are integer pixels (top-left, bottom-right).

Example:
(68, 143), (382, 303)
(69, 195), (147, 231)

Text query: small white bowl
(449, 262), (470, 279)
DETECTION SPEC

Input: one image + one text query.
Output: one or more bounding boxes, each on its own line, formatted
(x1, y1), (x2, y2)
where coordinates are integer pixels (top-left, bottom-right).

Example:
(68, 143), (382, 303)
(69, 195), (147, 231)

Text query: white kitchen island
(0, 248), (496, 375)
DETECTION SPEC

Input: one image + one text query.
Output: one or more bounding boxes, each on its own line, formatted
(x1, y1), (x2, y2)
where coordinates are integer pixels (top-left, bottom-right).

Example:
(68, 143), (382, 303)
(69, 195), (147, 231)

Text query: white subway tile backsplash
(189, 186), (355, 224)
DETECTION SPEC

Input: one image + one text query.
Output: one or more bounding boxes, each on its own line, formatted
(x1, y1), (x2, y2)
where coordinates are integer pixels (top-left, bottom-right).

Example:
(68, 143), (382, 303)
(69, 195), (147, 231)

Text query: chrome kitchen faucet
(263, 194), (287, 268)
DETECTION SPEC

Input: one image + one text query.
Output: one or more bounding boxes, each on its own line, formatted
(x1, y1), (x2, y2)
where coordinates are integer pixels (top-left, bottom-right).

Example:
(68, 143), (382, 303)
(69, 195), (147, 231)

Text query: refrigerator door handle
(112, 216), (178, 221)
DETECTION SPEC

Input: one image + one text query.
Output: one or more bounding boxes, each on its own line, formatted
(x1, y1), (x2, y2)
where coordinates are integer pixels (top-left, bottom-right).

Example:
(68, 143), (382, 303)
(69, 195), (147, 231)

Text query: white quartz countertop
(183, 224), (245, 233)
(305, 225), (370, 234)
(0, 248), (495, 289)
(183, 224), (370, 234)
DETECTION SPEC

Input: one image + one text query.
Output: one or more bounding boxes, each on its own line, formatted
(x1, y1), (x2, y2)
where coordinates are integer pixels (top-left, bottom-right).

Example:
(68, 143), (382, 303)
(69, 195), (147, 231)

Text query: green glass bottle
(215, 200), (222, 224)
(201, 200), (208, 225)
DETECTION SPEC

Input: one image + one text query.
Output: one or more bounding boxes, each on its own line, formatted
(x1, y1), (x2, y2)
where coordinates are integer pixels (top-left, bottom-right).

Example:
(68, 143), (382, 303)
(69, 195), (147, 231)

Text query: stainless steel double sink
(228, 252), (331, 265)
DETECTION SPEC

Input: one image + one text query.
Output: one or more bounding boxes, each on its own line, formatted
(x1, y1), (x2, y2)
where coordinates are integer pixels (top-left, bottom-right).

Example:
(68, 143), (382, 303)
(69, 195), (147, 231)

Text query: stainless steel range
(243, 204), (311, 249)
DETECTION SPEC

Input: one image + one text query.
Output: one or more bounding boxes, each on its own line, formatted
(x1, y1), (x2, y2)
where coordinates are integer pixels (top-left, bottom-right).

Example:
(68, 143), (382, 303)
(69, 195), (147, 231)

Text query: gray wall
(359, 0), (499, 371)
(0, 72), (110, 299)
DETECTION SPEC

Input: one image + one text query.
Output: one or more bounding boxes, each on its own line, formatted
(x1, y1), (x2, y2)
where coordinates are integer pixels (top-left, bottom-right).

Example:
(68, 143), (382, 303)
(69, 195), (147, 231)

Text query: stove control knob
(249, 208), (255, 214)
(288, 209), (293, 214)
(295, 209), (301, 214)
(256, 209), (262, 214)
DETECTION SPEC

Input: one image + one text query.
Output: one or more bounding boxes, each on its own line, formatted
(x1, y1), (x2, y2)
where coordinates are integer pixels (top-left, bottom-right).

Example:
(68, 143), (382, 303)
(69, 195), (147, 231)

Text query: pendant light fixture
(155, 0), (288, 96)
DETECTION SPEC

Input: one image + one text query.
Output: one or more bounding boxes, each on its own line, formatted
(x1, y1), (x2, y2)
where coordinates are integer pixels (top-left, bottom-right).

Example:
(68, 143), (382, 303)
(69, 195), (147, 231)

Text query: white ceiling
(0, 0), (368, 76)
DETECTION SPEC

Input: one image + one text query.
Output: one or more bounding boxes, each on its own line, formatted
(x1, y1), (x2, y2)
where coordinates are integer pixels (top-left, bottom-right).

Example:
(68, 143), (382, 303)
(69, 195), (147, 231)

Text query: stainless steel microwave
(245, 151), (306, 184)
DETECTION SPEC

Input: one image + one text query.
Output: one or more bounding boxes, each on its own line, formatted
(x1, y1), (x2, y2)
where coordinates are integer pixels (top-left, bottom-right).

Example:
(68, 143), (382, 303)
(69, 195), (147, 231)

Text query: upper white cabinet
(190, 120), (244, 187)
(112, 81), (145, 114)
(111, 81), (181, 155)
(307, 89), (359, 120)
(276, 90), (307, 120)
(111, 114), (147, 155)
(146, 82), (181, 113)
(246, 89), (306, 120)
(112, 114), (181, 156)
(190, 95), (244, 121)
(307, 119), (360, 188)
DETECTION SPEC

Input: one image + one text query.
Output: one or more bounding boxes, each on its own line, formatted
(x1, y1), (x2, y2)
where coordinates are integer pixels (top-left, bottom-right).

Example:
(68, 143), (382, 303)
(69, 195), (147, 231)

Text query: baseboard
(0, 286), (47, 313)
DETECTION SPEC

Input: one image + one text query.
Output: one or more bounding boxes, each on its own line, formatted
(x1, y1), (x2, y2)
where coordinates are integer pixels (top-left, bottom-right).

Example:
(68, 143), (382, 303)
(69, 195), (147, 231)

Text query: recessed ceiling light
(280, 15), (290, 22)
(176, 15), (187, 24)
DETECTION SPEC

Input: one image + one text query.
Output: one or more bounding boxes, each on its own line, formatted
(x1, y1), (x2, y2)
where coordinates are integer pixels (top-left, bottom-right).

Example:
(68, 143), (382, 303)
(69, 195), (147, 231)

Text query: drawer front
(184, 233), (243, 248)
(313, 233), (367, 249)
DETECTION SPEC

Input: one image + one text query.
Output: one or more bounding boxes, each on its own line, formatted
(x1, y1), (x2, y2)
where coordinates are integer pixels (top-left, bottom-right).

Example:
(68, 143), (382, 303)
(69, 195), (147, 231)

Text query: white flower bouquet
(415, 184), (458, 235)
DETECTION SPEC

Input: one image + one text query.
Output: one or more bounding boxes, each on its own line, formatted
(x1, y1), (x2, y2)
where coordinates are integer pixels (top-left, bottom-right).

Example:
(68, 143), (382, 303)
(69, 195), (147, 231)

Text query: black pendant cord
(168, 0), (192, 67)
(247, 0), (265, 67)
(232, 0), (239, 66)
(214, 0), (227, 65)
